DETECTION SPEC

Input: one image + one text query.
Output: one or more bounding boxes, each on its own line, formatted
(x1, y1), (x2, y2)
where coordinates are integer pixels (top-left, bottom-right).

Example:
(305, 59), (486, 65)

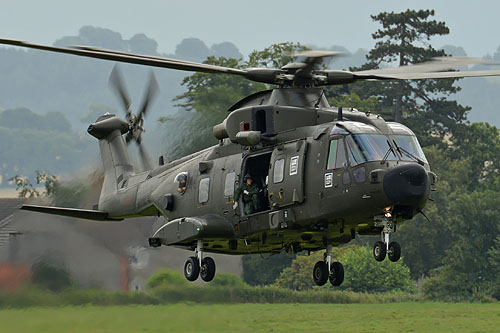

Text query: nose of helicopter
(383, 164), (430, 207)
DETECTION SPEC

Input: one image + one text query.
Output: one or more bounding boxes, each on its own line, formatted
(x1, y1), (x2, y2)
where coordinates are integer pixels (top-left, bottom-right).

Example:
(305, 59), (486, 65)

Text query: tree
(9, 171), (57, 198)
(242, 252), (295, 286)
(274, 246), (414, 293)
(422, 190), (500, 300)
(350, 10), (469, 146)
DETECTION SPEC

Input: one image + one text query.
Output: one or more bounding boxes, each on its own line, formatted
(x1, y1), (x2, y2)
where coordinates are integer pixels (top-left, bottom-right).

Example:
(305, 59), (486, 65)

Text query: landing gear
(183, 240), (217, 282)
(200, 257), (216, 282)
(313, 261), (328, 286)
(388, 241), (401, 262)
(329, 261), (344, 286)
(184, 256), (200, 281)
(373, 241), (386, 261)
(373, 216), (401, 262)
(313, 245), (344, 287)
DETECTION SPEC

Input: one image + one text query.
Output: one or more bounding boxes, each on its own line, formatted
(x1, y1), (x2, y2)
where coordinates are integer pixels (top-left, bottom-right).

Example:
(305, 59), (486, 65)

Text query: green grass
(0, 303), (499, 332)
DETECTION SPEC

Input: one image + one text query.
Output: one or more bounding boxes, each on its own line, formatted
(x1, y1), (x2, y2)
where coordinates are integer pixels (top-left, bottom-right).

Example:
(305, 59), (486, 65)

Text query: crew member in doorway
(233, 173), (259, 215)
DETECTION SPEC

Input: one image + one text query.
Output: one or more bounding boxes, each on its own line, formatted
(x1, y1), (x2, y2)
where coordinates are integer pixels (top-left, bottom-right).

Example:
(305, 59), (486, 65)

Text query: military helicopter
(2, 38), (500, 286)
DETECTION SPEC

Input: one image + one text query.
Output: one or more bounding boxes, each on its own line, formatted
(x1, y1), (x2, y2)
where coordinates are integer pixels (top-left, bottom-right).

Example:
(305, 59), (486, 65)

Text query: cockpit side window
(175, 172), (189, 195)
(327, 140), (338, 169)
(335, 139), (348, 168)
(327, 139), (348, 170)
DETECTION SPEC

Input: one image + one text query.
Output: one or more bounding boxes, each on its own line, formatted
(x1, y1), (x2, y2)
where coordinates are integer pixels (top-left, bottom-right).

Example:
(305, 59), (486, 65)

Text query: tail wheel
(388, 242), (401, 262)
(373, 241), (386, 261)
(313, 261), (328, 286)
(329, 261), (344, 287)
(200, 257), (216, 282)
(184, 256), (200, 281)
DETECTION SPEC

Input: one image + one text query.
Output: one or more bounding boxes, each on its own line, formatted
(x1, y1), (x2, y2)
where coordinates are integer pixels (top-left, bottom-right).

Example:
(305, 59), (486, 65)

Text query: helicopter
(2, 38), (500, 286)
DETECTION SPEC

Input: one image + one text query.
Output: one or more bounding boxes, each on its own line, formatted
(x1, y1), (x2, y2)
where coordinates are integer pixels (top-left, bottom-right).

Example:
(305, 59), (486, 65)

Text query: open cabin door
(268, 139), (308, 208)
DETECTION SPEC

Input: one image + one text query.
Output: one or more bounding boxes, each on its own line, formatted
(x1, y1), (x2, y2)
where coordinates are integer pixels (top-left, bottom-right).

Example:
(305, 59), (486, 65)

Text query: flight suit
(234, 182), (259, 215)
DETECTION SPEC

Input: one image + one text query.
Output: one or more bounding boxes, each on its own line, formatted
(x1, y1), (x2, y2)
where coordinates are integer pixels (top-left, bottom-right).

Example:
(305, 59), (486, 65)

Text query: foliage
(9, 171), (58, 198)
(421, 190), (500, 301)
(145, 268), (189, 290)
(31, 260), (73, 292)
(338, 246), (415, 293)
(0, 288), (158, 309)
(274, 246), (414, 293)
(328, 92), (379, 112)
(241, 252), (295, 286)
(210, 273), (247, 288)
(0, 108), (71, 132)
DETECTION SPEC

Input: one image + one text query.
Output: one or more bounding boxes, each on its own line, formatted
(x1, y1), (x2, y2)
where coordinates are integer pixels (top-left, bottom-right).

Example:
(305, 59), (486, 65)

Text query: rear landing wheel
(184, 256), (200, 281)
(373, 241), (386, 262)
(329, 261), (344, 287)
(200, 257), (216, 282)
(313, 261), (328, 286)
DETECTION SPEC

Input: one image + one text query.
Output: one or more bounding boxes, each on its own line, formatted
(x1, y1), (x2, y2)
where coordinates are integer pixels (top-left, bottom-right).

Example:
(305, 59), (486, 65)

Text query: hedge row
(0, 286), (419, 309)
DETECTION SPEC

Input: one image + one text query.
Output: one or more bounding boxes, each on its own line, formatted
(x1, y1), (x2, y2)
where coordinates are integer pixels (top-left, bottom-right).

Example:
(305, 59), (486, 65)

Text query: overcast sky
(1, 1), (499, 57)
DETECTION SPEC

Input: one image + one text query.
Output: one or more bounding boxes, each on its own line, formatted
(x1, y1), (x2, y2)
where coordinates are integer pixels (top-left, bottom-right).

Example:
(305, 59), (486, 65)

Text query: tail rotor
(108, 64), (158, 171)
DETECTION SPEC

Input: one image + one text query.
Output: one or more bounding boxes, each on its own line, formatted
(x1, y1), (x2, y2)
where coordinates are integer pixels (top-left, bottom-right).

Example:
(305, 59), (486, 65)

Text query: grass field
(0, 302), (499, 332)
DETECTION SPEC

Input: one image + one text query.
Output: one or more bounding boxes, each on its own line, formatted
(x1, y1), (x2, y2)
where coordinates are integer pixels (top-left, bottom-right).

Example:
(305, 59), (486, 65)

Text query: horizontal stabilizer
(20, 204), (123, 221)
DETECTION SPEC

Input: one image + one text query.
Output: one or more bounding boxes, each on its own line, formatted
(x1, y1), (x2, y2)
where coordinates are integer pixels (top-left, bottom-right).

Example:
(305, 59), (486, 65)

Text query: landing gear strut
(313, 245), (344, 287)
(183, 240), (216, 282)
(373, 216), (401, 262)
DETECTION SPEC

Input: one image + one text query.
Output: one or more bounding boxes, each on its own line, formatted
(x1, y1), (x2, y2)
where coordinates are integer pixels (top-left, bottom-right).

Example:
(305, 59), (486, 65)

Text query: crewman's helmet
(244, 173), (252, 181)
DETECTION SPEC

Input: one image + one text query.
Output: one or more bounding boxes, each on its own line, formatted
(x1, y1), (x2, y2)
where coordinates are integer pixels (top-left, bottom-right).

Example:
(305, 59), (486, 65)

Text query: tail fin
(88, 114), (134, 204)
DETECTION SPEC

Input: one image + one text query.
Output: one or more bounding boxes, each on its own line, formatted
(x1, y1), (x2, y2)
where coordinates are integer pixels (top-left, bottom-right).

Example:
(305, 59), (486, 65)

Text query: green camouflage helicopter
(2, 38), (500, 286)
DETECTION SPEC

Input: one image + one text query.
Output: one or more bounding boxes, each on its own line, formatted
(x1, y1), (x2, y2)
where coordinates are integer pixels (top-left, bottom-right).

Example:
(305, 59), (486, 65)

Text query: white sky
(1, 0), (499, 57)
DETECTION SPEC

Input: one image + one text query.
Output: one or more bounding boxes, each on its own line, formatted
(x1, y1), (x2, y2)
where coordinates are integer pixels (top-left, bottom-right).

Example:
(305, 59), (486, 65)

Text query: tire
(313, 261), (328, 286)
(184, 256), (200, 281)
(329, 261), (344, 287)
(388, 242), (401, 262)
(373, 241), (386, 261)
(200, 257), (216, 282)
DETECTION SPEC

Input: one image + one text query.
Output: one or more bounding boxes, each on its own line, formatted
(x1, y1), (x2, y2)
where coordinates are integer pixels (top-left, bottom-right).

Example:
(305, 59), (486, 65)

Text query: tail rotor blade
(138, 141), (153, 171)
(137, 70), (159, 120)
(109, 64), (132, 117)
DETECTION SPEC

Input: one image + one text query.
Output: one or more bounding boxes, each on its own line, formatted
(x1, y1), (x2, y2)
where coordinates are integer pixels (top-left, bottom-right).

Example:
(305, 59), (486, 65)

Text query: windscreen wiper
(380, 140), (395, 165)
(392, 140), (425, 166)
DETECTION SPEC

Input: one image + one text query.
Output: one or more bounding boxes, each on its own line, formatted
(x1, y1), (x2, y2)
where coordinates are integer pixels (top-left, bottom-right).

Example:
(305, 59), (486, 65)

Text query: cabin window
(327, 139), (348, 170)
(198, 178), (210, 204)
(224, 172), (236, 197)
(174, 172), (189, 195)
(273, 158), (285, 183)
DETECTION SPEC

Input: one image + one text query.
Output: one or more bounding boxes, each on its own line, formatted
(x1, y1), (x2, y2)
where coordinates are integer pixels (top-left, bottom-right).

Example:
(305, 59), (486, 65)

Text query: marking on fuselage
(325, 173), (333, 188)
(290, 156), (299, 175)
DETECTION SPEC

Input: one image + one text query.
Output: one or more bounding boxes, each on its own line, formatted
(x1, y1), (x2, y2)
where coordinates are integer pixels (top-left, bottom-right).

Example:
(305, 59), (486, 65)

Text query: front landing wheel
(388, 242), (401, 262)
(329, 261), (344, 286)
(313, 261), (328, 286)
(184, 256), (200, 281)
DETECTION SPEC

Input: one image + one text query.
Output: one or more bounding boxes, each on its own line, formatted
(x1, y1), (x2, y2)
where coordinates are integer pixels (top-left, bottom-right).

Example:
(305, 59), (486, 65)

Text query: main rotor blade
(359, 69), (500, 81)
(356, 56), (494, 76)
(137, 71), (159, 120)
(109, 65), (132, 115)
(0, 38), (247, 76)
